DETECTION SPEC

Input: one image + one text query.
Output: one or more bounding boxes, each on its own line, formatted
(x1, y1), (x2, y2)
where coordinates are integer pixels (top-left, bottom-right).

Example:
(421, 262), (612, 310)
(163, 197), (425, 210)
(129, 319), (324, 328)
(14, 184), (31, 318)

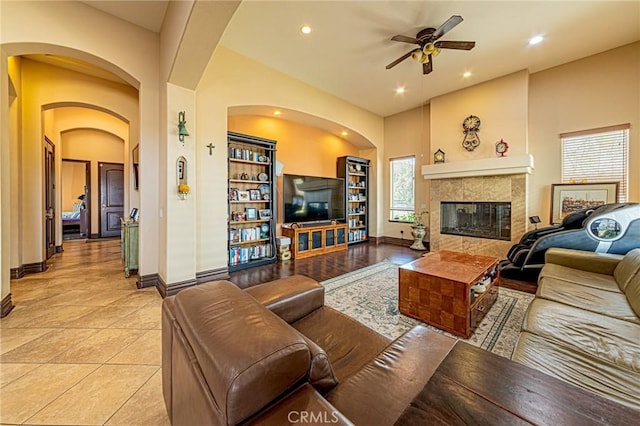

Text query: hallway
(0, 240), (169, 425)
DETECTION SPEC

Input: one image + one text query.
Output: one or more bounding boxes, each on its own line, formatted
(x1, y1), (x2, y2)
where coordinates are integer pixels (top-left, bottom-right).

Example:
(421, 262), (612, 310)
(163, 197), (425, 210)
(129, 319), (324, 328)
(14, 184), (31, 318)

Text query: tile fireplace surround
(429, 174), (526, 258)
(423, 155), (534, 259)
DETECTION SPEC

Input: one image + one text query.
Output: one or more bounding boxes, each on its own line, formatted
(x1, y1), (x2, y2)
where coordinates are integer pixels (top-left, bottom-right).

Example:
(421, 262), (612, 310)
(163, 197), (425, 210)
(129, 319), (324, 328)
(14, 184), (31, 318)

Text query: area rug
(321, 261), (534, 358)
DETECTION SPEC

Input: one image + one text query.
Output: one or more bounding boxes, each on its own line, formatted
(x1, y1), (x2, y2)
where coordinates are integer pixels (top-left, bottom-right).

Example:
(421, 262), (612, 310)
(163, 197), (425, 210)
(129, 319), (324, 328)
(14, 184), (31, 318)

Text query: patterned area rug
(321, 261), (534, 358)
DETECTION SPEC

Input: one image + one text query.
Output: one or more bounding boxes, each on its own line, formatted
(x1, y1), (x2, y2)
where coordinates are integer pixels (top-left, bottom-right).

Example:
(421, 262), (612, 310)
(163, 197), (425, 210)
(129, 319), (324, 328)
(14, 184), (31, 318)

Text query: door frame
(44, 137), (55, 259)
(61, 158), (92, 237)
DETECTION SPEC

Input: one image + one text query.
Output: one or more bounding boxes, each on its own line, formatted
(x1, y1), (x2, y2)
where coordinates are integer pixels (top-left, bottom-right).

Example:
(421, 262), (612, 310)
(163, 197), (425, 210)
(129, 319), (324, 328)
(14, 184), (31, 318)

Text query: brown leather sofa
(512, 247), (640, 410)
(162, 275), (456, 425)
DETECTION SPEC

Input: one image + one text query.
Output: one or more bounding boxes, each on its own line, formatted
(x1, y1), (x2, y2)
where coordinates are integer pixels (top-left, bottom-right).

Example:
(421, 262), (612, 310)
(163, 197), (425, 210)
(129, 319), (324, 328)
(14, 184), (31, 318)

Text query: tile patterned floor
(0, 240), (170, 425)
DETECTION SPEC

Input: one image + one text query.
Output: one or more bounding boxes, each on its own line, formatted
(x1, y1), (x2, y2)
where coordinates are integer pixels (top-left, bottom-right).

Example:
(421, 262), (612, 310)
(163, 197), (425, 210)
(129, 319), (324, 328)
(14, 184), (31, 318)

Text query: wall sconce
(178, 111), (189, 143)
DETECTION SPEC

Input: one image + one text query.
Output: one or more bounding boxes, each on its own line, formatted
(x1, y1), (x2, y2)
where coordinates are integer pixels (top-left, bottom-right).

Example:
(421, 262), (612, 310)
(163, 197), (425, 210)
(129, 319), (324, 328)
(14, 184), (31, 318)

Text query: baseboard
(1, 293), (15, 318)
(22, 261), (49, 276)
(10, 266), (24, 279)
(158, 277), (199, 298)
(55, 245), (63, 253)
(378, 236), (430, 250)
(196, 267), (229, 284)
(137, 273), (159, 289)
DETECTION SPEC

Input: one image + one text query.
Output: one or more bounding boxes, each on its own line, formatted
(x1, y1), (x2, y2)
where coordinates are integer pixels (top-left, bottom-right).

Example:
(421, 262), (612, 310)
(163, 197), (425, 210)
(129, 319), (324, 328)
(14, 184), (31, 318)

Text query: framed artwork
(259, 209), (271, 220)
(229, 188), (239, 201)
(245, 207), (258, 221)
(550, 182), (618, 224)
(250, 189), (261, 200)
(237, 190), (250, 202)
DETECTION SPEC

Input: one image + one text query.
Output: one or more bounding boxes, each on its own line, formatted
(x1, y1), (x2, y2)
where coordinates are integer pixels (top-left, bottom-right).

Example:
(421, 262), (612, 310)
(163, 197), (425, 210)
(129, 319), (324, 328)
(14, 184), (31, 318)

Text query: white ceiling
(82, 1), (639, 118)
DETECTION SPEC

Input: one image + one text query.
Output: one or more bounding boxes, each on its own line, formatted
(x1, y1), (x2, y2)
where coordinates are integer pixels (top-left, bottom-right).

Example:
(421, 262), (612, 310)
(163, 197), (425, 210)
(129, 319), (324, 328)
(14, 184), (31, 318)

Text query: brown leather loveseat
(162, 275), (456, 425)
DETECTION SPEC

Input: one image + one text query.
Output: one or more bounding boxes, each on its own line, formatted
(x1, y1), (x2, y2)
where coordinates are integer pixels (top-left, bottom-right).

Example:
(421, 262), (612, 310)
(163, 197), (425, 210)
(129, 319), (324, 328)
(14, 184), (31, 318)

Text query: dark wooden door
(44, 138), (56, 258)
(99, 162), (124, 238)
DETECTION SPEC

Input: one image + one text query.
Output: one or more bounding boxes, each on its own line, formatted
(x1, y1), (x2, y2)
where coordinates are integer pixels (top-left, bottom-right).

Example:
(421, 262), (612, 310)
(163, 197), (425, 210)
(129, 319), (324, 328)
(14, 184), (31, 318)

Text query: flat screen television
(283, 174), (345, 224)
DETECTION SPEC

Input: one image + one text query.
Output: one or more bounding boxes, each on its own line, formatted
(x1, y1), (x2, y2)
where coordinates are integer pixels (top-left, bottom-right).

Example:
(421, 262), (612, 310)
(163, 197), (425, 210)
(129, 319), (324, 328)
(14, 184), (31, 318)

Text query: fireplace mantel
(422, 154), (534, 180)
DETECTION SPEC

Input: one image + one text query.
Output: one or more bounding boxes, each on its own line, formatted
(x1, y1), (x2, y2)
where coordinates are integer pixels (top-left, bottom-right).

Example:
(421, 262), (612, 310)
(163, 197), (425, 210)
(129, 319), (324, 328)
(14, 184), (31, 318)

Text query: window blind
(561, 125), (629, 202)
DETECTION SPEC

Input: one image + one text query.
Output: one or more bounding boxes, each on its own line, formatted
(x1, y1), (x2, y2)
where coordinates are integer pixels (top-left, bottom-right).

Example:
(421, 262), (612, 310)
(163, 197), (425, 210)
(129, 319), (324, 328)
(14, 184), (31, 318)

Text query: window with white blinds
(561, 125), (629, 202)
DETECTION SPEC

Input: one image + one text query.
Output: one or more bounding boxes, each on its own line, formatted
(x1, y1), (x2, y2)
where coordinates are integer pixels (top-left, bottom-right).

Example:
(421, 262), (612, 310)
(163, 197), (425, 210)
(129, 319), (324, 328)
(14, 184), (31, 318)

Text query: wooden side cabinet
(120, 219), (138, 277)
(282, 223), (347, 259)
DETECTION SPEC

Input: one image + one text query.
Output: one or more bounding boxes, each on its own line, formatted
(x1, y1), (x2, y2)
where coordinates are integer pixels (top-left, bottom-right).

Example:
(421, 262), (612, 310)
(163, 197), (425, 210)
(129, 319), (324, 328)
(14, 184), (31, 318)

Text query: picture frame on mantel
(550, 182), (618, 224)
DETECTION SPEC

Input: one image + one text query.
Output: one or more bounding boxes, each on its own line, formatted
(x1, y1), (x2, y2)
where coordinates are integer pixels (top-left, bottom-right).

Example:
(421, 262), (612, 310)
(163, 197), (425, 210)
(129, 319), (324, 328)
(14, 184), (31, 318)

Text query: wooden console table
(281, 223), (347, 259)
(399, 250), (499, 338)
(395, 341), (638, 425)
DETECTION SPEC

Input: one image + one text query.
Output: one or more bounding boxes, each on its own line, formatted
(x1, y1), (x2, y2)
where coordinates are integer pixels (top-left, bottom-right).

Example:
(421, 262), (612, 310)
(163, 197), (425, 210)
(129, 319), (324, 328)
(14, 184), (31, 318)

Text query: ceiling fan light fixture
(423, 42), (440, 57)
(411, 49), (423, 62)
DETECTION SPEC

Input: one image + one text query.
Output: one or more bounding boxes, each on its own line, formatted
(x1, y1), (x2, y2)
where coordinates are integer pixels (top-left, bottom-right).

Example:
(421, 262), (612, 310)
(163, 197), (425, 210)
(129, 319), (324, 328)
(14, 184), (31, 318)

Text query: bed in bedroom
(62, 202), (86, 237)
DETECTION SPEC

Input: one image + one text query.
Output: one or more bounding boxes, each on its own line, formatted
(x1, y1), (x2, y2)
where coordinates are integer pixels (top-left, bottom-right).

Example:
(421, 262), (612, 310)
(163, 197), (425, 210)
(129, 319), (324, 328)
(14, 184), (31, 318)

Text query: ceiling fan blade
(423, 58), (433, 75)
(391, 34), (418, 44)
(431, 15), (463, 41)
(435, 40), (476, 50)
(385, 50), (413, 69)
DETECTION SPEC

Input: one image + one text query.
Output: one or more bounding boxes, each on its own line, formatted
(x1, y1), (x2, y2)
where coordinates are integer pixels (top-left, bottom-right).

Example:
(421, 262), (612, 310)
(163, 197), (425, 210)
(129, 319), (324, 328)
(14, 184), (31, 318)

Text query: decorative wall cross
(206, 143), (215, 155)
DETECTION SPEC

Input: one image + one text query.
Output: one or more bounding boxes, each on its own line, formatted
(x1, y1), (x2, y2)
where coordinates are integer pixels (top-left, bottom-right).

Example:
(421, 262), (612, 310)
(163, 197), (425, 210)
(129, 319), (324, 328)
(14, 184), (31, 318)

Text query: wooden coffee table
(398, 250), (499, 338)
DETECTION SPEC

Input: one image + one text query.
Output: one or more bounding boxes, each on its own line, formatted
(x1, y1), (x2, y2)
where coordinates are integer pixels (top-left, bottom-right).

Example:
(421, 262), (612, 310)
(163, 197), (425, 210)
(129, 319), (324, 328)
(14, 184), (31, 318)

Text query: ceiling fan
(386, 15), (475, 75)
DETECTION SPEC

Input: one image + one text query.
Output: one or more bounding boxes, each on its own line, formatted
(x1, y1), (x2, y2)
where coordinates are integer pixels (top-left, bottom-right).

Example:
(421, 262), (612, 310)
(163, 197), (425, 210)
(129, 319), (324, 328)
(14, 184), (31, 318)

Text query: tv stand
(282, 222), (348, 259)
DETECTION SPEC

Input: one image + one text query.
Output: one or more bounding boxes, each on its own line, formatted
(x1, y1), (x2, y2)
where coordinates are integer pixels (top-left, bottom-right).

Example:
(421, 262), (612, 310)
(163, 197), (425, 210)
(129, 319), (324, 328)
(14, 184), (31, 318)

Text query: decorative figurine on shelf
(495, 139), (509, 157)
(462, 115), (481, 152)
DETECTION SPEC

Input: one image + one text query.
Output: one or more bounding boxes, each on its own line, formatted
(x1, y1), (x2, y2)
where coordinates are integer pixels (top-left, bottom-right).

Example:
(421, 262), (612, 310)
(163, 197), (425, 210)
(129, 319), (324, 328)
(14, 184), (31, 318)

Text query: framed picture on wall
(550, 182), (618, 224)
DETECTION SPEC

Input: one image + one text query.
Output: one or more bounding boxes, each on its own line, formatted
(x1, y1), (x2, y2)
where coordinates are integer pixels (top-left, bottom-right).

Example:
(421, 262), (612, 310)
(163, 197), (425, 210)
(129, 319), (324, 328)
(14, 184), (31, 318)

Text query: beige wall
(20, 59), (136, 256)
(61, 129), (125, 233)
(228, 115), (360, 178)
(2, 0), (161, 282)
(195, 47), (384, 274)
(430, 70), (529, 162)
(383, 104), (431, 240)
(61, 162), (86, 212)
(529, 42), (640, 222)
(382, 44), (639, 247)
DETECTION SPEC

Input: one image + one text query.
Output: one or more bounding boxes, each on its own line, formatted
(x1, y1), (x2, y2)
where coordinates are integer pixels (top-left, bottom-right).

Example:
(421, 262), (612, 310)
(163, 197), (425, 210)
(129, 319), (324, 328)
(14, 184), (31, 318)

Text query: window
(390, 156), (415, 222)
(561, 125), (629, 202)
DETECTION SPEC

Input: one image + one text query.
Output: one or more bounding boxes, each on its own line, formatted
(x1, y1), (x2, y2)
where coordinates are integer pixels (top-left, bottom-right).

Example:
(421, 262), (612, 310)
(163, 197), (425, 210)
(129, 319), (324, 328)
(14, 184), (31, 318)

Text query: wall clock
(434, 149), (445, 164)
(462, 115), (481, 152)
(495, 139), (509, 157)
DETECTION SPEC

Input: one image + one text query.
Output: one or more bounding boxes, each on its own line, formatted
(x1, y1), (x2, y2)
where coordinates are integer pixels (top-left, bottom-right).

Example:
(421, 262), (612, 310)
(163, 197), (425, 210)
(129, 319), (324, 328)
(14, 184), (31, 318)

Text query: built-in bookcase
(337, 156), (370, 244)
(227, 132), (277, 271)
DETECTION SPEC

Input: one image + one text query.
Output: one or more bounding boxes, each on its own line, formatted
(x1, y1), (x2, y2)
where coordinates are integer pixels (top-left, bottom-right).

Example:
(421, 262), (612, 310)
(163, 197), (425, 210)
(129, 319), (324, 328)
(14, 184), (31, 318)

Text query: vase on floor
(410, 225), (426, 250)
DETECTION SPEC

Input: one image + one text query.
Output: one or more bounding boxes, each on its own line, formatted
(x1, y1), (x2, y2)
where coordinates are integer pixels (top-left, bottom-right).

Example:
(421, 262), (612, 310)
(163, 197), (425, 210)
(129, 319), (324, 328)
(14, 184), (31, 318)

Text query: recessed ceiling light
(529, 35), (544, 45)
(463, 71), (472, 78)
(300, 25), (312, 34)
(395, 86), (406, 94)
(274, 110), (281, 116)
(341, 131), (348, 137)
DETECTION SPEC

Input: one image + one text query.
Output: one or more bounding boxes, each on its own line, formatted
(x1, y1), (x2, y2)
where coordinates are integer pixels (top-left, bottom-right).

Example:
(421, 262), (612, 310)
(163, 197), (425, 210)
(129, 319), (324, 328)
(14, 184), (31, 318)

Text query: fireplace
(441, 202), (511, 241)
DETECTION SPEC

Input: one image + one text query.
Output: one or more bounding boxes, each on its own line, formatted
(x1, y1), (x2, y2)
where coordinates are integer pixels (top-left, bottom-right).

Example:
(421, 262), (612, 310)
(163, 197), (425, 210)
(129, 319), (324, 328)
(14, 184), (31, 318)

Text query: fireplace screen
(441, 202), (511, 241)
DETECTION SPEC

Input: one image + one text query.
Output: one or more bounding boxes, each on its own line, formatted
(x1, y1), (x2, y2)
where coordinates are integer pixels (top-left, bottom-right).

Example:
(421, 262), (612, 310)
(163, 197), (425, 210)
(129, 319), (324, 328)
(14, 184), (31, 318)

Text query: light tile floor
(0, 240), (170, 425)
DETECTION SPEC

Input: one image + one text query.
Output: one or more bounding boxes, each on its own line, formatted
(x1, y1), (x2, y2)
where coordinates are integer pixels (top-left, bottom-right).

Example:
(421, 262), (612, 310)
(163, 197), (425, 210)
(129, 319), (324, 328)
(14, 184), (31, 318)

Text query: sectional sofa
(161, 276), (457, 425)
(512, 247), (640, 410)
